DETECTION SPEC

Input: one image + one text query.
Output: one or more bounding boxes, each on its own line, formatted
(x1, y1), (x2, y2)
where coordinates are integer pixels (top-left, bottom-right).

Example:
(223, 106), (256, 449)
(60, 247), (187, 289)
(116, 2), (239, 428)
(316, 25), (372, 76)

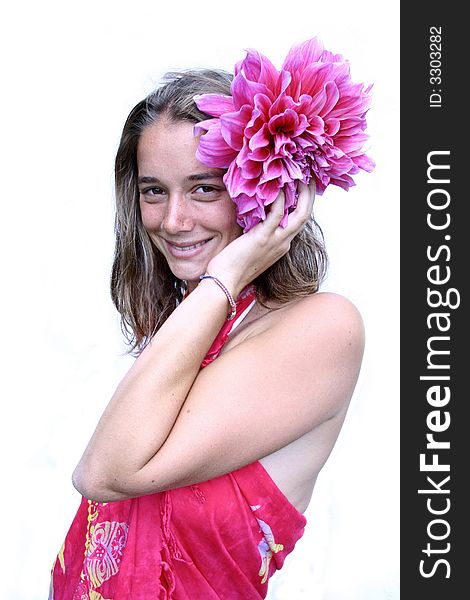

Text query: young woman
(50, 69), (364, 599)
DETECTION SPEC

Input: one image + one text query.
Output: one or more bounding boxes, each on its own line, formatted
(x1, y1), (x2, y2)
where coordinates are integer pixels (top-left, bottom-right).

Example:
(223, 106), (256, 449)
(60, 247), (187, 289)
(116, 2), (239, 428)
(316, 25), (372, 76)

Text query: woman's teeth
(171, 240), (209, 251)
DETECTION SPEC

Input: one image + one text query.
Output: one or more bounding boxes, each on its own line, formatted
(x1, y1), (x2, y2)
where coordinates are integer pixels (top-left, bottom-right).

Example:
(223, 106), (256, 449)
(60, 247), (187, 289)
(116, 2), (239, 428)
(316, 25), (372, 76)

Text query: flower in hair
(194, 37), (375, 232)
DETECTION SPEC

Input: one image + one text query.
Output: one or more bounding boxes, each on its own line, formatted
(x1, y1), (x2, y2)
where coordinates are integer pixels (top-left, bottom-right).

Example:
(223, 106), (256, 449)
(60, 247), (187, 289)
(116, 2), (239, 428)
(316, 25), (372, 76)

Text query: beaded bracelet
(200, 274), (237, 320)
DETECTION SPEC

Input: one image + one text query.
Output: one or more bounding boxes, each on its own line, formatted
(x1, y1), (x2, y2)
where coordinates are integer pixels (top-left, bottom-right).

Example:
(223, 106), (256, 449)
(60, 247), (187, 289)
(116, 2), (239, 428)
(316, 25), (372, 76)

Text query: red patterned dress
(50, 286), (307, 599)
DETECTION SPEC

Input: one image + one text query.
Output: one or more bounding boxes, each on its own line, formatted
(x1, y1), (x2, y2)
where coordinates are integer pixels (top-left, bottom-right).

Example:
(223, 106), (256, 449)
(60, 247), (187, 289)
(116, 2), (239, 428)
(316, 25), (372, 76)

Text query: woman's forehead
(137, 120), (225, 184)
(137, 119), (199, 172)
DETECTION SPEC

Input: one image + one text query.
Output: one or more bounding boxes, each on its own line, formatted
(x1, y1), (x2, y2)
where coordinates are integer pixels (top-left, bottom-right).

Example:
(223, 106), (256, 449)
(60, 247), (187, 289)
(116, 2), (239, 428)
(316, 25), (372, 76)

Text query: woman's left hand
(205, 182), (316, 297)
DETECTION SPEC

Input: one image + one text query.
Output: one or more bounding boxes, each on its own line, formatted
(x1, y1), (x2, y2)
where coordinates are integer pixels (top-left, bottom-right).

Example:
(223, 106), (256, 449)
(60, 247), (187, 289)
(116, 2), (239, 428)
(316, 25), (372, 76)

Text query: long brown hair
(112, 69), (328, 353)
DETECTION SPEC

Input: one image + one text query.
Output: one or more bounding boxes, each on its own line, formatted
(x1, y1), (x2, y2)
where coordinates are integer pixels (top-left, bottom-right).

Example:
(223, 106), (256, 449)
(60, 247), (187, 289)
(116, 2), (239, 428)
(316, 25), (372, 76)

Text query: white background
(0, 1), (399, 598)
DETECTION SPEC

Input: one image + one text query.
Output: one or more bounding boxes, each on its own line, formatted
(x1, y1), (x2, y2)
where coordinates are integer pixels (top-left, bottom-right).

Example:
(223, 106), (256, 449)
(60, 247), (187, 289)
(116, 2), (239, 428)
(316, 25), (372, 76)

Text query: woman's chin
(169, 262), (208, 286)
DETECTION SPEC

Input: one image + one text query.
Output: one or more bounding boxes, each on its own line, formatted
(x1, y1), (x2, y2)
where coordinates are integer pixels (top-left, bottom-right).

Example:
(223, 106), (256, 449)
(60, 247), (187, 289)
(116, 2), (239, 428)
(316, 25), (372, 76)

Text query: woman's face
(137, 118), (242, 291)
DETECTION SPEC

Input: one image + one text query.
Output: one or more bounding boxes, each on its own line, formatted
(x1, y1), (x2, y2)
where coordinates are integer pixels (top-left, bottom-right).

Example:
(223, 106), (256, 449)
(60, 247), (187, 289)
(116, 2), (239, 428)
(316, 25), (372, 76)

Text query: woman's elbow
(72, 463), (125, 503)
(71, 460), (166, 502)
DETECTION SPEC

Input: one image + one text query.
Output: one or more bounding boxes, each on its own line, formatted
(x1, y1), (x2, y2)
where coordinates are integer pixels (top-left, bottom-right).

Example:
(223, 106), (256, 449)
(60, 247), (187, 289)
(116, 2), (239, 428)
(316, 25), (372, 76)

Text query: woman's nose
(161, 194), (194, 234)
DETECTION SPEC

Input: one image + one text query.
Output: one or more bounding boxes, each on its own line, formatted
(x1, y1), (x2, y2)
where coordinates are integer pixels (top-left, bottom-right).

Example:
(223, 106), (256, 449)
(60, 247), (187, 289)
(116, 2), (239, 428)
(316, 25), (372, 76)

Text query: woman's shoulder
(284, 290), (362, 319)
(271, 291), (364, 356)
(217, 289), (364, 439)
(289, 291), (364, 337)
(224, 291), (365, 360)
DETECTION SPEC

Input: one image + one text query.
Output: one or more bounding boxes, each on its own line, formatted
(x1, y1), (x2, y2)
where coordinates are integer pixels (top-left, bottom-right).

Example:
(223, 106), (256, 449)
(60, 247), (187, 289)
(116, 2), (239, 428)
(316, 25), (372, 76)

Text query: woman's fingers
(291, 182), (315, 227)
(207, 181), (315, 292)
(254, 180), (316, 239)
(273, 182), (315, 239)
(262, 189), (286, 232)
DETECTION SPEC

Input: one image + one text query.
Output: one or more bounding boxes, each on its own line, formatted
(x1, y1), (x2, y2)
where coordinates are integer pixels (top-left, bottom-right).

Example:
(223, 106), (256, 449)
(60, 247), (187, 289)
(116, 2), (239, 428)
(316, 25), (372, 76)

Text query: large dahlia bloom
(194, 37), (375, 232)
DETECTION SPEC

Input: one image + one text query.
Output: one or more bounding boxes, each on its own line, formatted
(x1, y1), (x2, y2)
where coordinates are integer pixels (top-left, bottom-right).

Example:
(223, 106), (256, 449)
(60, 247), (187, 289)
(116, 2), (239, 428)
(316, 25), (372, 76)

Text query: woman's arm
(72, 277), (230, 499)
(73, 184), (363, 501)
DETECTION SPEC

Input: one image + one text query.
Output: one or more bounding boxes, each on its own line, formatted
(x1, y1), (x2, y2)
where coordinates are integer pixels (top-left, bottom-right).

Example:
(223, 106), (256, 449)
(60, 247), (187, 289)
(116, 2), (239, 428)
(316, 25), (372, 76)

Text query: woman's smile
(163, 237), (214, 257)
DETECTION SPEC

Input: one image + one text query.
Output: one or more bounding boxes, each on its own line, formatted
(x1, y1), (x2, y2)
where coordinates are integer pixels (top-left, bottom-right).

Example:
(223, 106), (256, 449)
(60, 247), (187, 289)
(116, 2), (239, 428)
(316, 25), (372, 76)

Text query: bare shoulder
(271, 291), (365, 384)
(287, 292), (365, 348)
(242, 291), (365, 357)
(220, 290), (365, 423)
(284, 291), (363, 324)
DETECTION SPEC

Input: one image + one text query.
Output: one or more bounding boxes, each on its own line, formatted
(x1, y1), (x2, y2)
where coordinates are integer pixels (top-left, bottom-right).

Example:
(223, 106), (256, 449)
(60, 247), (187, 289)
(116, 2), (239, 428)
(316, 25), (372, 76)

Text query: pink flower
(194, 37), (375, 232)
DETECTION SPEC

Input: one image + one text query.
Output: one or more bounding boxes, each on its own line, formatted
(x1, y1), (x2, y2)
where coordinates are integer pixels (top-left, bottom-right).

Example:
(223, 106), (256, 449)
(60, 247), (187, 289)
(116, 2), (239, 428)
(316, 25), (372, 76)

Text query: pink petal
(335, 132), (369, 153)
(283, 157), (303, 180)
(220, 105), (253, 150)
(194, 94), (235, 117)
(306, 115), (324, 135)
(293, 63), (334, 98)
(225, 161), (260, 197)
(329, 62), (351, 86)
(329, 92), (372, 119)
(284, 180), (299, 209)
(241, 160), (264, 180)
(235, 193), (261, 214)
(195, 120), (237, 168)
(258, 179), (281, 203)
(252, 93), (272, 119)
(325, 118), (340, 136)
(273, 133), (293, 155)
(268, 108), (302, 136)
(239, 49), (279, 91)
(233, 194), (267, 232)
(231, 72), (273, 111)
(250, 146), (271, 161)
(277, 69), (292, 95)
(261, 157), (285, 181)
(268, 93), (295, 118)
(244, 109), (264, 139)
(193, 118), (215, 137)
(353, 154), (376, 172)
(249, 123), (271, 151)
(282, 37), (325, 73)
(331, 174), (356, 191)
(319, 82), (340, 117)
(337, 117), (365, 135)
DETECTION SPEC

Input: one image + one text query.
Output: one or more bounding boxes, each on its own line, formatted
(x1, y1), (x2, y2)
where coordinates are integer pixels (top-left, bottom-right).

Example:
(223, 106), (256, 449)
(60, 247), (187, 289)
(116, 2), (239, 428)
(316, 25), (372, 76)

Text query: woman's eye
(140, 187), (166, 200)
(193, 185), (226, 200)
(195, 185), (216, 194)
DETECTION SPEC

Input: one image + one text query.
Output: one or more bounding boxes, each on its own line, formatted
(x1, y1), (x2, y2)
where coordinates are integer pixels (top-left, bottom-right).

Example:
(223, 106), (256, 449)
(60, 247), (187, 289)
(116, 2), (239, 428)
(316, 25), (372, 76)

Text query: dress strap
(200, 284), (257, 369)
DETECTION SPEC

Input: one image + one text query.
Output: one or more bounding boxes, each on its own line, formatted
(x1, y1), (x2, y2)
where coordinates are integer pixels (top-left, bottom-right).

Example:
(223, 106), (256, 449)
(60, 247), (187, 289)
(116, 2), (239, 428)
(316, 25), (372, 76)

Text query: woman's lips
(164, 238), (212, 258)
